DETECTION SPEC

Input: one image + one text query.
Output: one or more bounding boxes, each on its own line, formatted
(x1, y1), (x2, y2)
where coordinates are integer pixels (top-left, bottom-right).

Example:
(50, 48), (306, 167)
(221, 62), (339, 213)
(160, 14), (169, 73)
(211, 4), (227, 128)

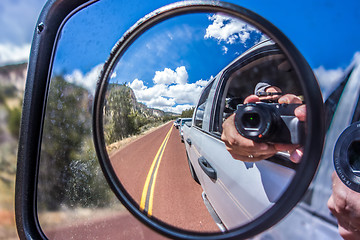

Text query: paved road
(45, 211), (168, 240)
(110, 122), (219, 232)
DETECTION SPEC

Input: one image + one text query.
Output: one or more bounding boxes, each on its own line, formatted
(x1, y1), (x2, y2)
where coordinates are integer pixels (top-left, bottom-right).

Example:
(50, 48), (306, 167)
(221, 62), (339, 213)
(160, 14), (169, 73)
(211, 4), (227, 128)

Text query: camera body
(234, 102), (305, 144)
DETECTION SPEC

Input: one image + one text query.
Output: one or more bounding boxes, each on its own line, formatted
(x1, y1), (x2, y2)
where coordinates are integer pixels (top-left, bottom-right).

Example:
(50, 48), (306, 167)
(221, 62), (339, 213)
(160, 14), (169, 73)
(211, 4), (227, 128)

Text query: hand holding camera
(221, 87), (305, 163)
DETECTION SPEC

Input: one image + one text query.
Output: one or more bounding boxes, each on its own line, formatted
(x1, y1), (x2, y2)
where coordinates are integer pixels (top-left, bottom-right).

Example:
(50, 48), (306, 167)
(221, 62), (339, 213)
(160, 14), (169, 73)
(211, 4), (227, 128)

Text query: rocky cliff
(0, 63), (27, 96)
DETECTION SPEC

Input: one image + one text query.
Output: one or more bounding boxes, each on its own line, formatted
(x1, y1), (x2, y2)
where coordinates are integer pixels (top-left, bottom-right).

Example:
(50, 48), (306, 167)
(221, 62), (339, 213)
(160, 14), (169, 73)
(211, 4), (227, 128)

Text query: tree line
(38, 78), (178, 210)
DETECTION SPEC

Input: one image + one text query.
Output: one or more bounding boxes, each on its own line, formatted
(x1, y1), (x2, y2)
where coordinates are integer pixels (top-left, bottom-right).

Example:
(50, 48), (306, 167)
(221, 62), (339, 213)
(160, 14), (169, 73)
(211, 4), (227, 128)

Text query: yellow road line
(140, 126), (173, 216)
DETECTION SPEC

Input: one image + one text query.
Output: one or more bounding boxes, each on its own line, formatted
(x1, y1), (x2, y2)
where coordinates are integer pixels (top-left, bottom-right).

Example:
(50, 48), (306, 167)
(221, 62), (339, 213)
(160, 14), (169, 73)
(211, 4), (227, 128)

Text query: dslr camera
(234, 102), (305, 144)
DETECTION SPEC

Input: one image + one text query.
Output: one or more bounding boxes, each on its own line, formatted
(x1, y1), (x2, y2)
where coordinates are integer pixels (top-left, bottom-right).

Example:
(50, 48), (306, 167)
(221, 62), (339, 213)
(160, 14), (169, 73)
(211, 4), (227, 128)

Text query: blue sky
(1, 0), (359, 112)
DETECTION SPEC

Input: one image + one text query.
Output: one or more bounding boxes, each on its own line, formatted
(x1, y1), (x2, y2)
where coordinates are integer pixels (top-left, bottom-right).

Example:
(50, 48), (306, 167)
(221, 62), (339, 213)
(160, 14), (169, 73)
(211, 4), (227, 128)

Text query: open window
(211, 41), (304, 169)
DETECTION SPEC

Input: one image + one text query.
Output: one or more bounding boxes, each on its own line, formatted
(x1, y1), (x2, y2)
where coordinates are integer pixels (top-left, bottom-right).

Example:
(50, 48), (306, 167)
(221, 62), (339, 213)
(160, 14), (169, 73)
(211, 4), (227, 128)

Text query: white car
(178, 118), (191, 142)
(183, 40), (298, 230)
(173, 118), (181, 129)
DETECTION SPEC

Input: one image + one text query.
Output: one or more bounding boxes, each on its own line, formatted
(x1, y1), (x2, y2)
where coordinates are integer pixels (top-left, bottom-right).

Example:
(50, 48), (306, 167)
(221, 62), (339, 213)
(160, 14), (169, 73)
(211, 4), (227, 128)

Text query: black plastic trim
(15, 0), (98, 239)
(198, 156), (217, 181)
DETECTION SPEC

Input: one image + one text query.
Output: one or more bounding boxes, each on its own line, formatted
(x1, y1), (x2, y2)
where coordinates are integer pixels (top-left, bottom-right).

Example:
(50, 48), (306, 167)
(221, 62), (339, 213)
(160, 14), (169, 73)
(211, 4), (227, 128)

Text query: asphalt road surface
(110, 121), (219, 232)
(45, 211), (168, 240)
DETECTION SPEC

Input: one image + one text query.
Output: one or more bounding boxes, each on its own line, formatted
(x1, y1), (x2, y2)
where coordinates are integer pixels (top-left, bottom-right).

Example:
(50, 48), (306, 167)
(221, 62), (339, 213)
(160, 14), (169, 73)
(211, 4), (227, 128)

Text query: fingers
(295, 104), (306, 121)
(290, 148), (303, 163)
(273, 144), (303, 163)
(278, 94), (302, 104)
(328, 172), (360, 240)
(223, 137), (277, 156)
(223, 92), (305, 164)
(244, 94), (260, 104)
(278, 94), (306, 122)
(259, 86), (283, 102)
(221, 114), (277, 162)
(228, 152), (277, 163)
(267, 86), (282, 93)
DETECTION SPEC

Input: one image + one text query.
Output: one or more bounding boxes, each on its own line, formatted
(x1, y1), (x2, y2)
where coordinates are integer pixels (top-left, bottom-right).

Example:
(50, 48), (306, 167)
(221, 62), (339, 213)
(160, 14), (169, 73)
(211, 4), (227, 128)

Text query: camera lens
(333, 122), (360, 192)
(242, 113), (260, 128)
(348, 141), (360, 172)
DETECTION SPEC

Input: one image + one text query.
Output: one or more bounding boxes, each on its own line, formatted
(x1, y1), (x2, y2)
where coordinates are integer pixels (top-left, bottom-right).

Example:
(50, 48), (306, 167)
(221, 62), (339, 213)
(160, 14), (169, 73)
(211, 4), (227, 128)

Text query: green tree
(7, 106), (21, 138)
(181, 107), (195, 118)
(104, 84), (139, 144)
(66, 138), (115, 208)
(38, 76), (111, 210)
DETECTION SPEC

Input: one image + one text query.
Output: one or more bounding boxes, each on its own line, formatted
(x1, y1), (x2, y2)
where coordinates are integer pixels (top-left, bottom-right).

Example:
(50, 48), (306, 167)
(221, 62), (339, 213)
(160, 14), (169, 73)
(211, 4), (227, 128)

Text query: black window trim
(15, 1), (98, 239)
(193, 78), (215, 130)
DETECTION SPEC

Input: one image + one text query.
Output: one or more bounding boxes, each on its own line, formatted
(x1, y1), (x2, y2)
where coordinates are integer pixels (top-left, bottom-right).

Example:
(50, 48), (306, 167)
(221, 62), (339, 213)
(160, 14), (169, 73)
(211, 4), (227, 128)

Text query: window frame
(193, 79), (215, 130)
(15, 1), (98, 239)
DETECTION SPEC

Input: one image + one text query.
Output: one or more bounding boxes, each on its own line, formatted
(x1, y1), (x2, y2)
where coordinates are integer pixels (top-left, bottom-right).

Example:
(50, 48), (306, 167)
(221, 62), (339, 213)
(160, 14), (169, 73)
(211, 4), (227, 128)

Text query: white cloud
(0, 43), (31, 66)
(314, 51), (360, 100)
(153, 66), (188, 85)
(167, 82), (203, 105)
(353, 52), (360, 66)
(128, 78), (146, 90)
(110, 71), (117, 79)
(64, 64), (103, 93)
(161, 104), (194, 114)
(132, 83), (167, 101)
(222, 45), (228, 54)
(314, 66), (345, 100)
(204, 14), (259, 44)
(195, 79), (211, 87)
(128, 66), (210, 113)
(147, 96), (176, 108)
(260, 34), (270, 42)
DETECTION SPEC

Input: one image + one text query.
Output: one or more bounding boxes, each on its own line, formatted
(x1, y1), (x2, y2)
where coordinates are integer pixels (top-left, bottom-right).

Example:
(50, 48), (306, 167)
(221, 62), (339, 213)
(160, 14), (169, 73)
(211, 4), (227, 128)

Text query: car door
(186, 79), (216, 187)
(195, 43), (298, 230)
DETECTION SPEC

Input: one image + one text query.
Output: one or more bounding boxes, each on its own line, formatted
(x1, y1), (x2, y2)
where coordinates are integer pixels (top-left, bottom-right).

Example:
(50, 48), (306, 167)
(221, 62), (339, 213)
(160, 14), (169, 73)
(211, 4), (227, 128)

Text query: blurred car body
(174, 118), (181, 129)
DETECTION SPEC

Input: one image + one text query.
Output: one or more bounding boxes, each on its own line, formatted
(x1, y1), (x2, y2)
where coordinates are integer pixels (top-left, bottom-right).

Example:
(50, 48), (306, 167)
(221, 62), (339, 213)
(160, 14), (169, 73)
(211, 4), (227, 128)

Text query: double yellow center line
(140, 126), (173, 216)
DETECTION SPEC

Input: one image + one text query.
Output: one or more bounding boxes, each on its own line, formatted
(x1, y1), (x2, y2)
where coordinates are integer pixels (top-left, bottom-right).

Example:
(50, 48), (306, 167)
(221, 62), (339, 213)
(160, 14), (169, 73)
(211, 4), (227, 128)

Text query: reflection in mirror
(36, 0), (168, 239)
(99, 11), (305, 232)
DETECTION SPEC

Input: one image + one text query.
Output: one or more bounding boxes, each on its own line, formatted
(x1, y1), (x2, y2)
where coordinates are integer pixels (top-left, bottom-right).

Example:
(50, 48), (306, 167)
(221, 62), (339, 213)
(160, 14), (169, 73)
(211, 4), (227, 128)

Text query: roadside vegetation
(0, 66), (180, 237)
(104, 83), (178, 145)
(180, 107), (194, 118)
(0, 81), (23, 239)
(38, 79), (178, 211)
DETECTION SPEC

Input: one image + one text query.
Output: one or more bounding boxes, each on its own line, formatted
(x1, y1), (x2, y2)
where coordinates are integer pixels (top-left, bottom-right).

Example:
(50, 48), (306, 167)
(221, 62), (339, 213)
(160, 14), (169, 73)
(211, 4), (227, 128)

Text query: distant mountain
(0, 63), (27, 95)
(0, 63), (26, 184)
(110, 83), (177, 117)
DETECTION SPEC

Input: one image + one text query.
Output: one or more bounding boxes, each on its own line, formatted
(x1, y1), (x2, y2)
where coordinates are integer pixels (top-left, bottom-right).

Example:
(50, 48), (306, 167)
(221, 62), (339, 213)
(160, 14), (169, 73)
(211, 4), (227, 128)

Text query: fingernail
(279, 96), (289, 104)
(295, 106), (306, 116)
(290, 149), (303, 163)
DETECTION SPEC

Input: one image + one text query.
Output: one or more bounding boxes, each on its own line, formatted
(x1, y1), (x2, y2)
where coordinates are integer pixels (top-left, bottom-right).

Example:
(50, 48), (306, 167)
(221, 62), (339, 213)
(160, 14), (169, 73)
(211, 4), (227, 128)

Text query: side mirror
(15, 0), (324, 239)
(92, 1), (324, 239)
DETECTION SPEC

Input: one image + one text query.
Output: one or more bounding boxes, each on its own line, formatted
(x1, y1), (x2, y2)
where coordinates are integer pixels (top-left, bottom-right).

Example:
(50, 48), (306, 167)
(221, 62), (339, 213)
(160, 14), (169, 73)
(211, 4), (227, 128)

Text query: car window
(212, 45), (302, 136)
(209, 43), (303, 171)
(194, 80), (214, 129)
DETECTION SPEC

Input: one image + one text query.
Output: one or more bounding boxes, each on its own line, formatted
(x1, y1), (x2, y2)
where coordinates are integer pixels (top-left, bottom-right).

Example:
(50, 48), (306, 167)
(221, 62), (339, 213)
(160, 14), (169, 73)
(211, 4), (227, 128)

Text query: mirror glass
(97, 10), (305, 232)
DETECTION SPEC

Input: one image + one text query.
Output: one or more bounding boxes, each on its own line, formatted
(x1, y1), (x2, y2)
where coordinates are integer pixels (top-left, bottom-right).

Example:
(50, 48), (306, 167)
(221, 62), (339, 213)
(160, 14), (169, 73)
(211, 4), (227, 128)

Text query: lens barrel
(334, 121), (360, 193)
(234, 103), (277, 141)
